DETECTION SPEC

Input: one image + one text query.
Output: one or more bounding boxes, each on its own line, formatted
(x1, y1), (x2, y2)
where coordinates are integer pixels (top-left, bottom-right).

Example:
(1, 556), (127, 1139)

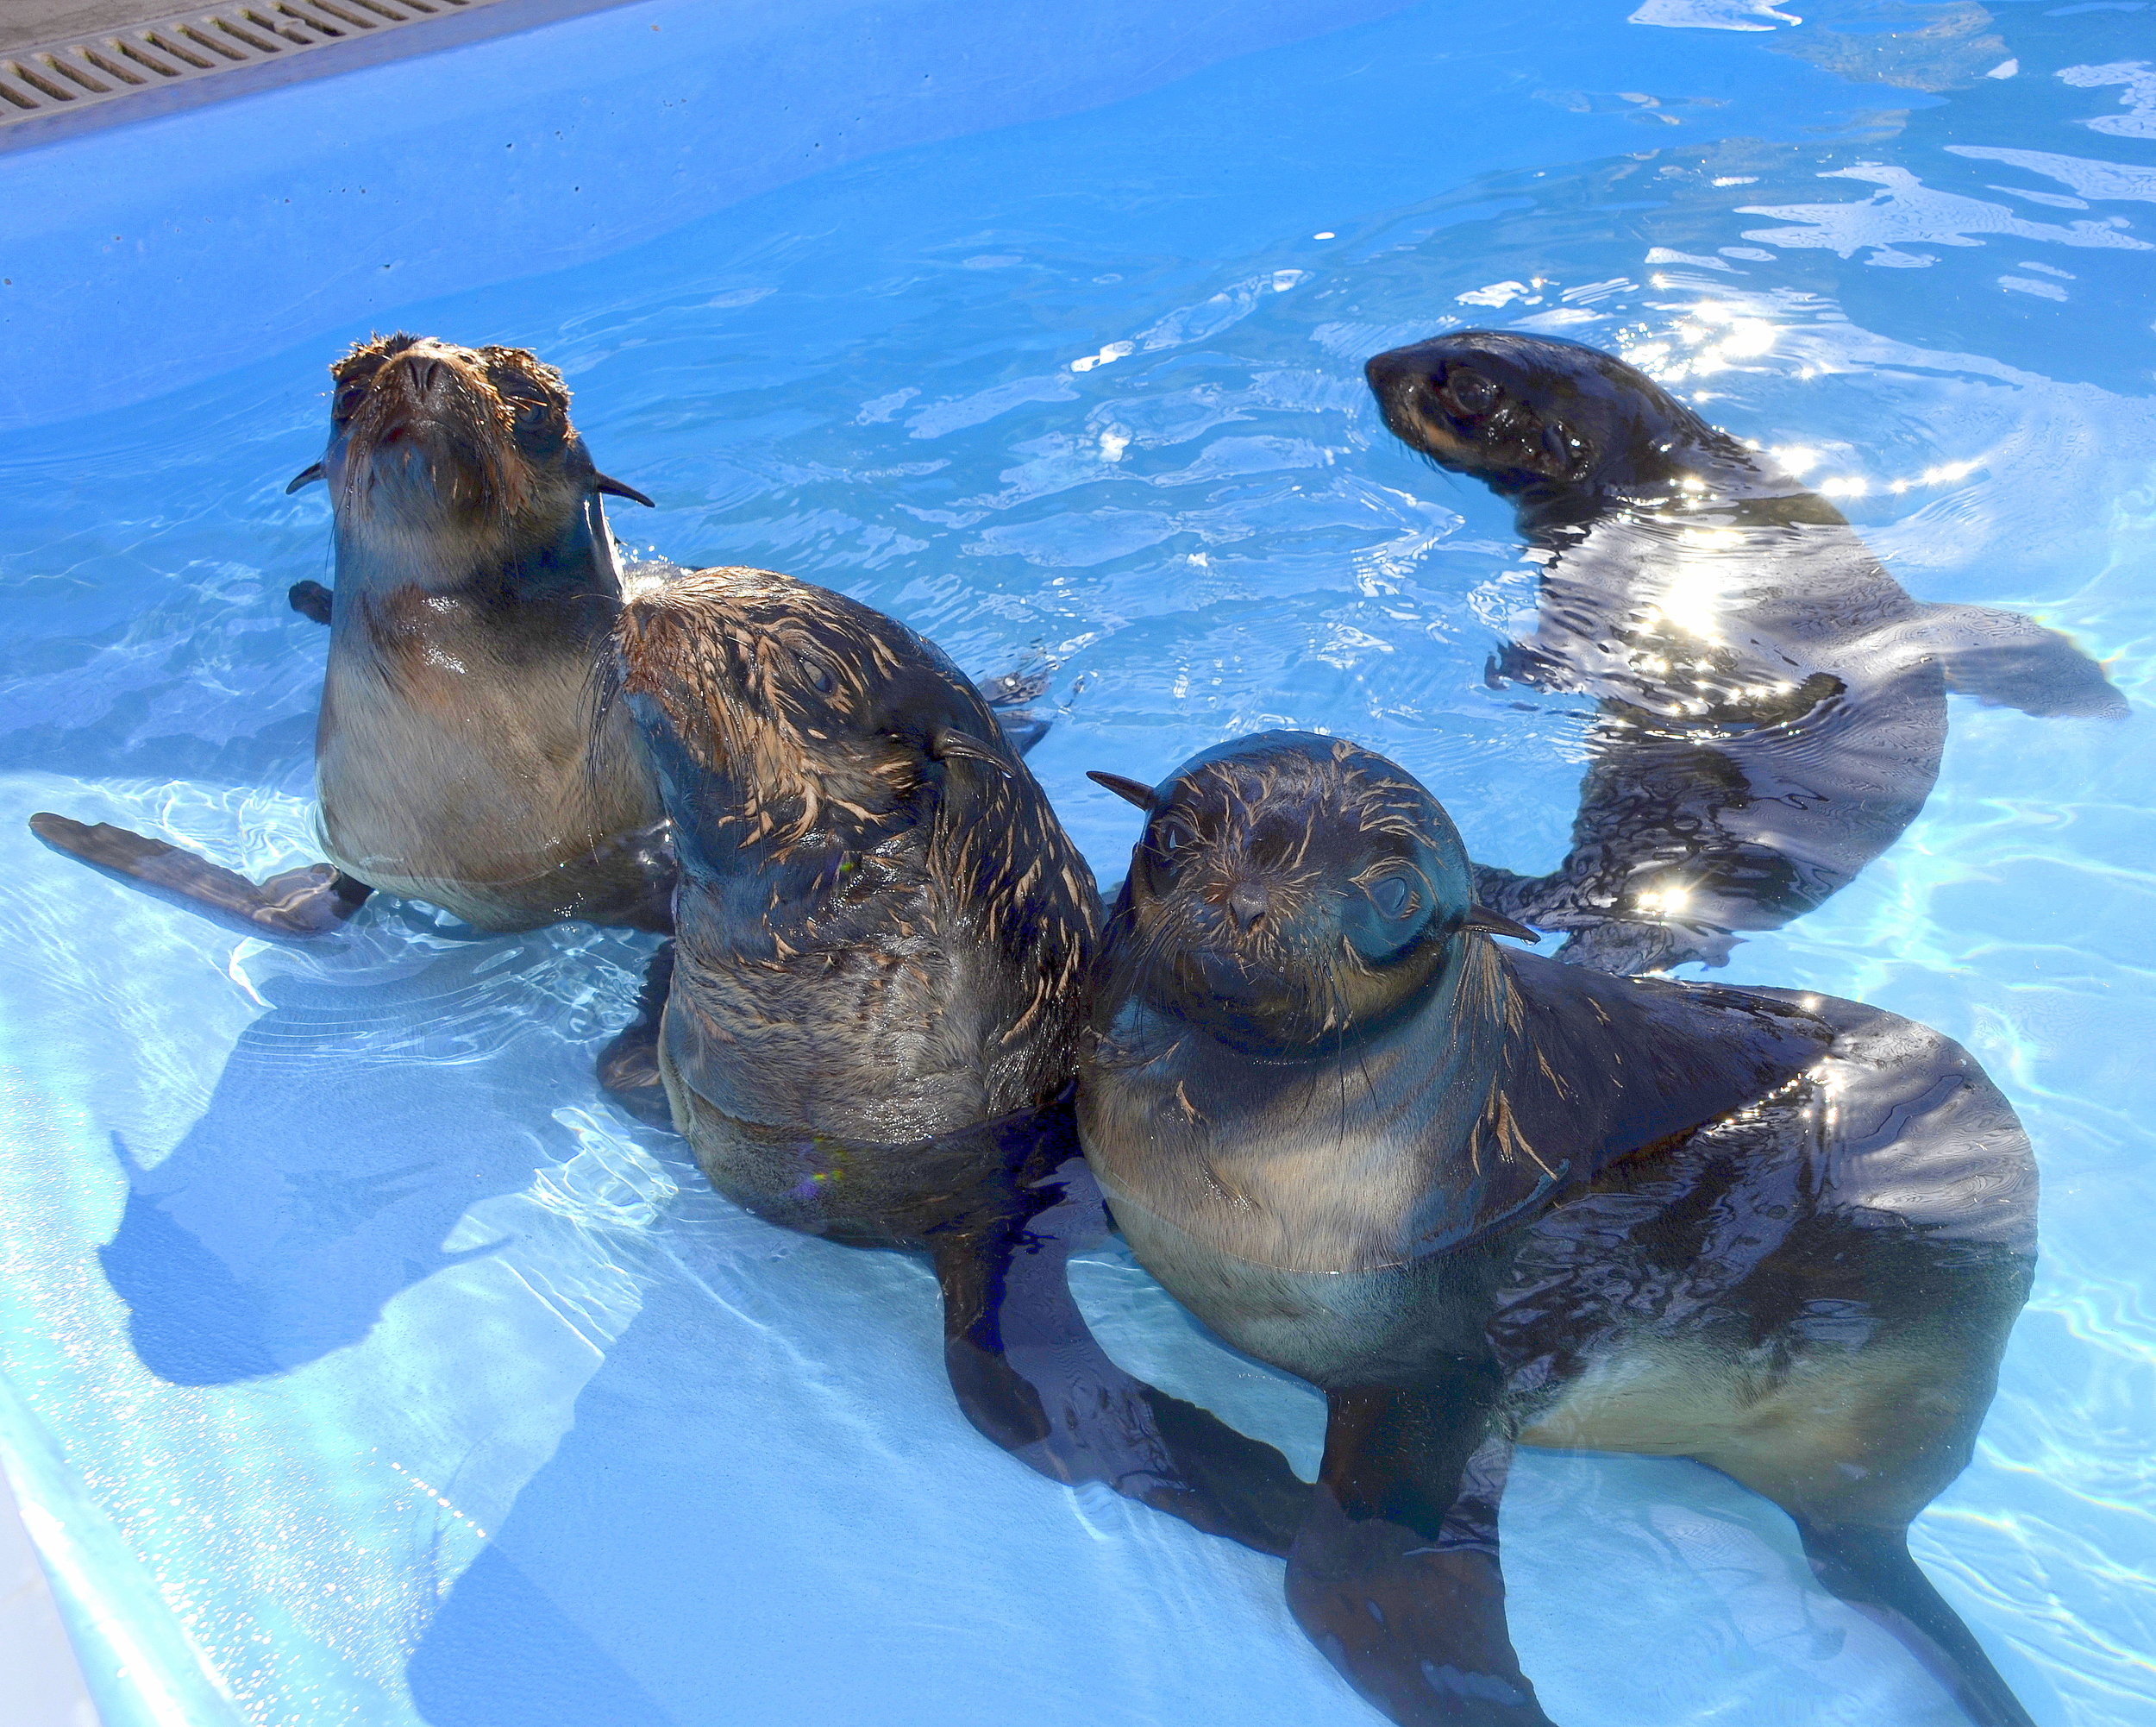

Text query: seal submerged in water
(1081, 732), (2039, 1727)
(32, 334), (673, 938)
(606, 566), (1308, 1554)
(1364, 330), (2125, 973)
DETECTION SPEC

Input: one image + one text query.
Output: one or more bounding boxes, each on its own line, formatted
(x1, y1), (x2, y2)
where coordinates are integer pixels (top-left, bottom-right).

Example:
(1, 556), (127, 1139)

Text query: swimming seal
(1364, 330), (2125, 973)
(607, 566), (1308, 1554)
(31, 333), (673, 939)
(1079, 732), (2039, 1727)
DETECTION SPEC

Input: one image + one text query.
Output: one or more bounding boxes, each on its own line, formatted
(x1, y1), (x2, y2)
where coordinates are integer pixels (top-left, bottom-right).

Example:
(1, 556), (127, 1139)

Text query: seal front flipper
(1551, 916), (1738, 976)
(1288, 1377), (1551, 1726)
(1494, 954), (1830, 1191)
(595, 942), (675, 1130)
(933, 1100), (1310, 1556)
(28, 813), (371, 943)
(1915, 601), (2127, 719)
(288, 580), (334, 625)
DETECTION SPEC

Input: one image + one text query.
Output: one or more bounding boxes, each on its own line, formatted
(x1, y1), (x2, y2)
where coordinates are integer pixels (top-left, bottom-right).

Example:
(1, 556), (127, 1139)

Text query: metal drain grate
(0, 0), (511, 130)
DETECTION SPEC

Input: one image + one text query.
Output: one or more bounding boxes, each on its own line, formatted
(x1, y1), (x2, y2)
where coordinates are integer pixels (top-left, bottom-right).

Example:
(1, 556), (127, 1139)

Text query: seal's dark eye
(1149, 820), (1195, 874)
(1442, 368), (1499, 417)
(333, 381), (368, 423)
(799, 656), (836, 695)
(1367, 874), (1418, 919)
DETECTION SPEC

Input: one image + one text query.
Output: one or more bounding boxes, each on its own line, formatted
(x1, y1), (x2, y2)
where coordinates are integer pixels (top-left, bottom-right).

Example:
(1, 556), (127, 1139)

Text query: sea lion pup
(1080, 732), (2040, 1727)
(1364, 330), (2125, 973)
(31, 333), (673, 939)
(606, 566), (1309, 1554)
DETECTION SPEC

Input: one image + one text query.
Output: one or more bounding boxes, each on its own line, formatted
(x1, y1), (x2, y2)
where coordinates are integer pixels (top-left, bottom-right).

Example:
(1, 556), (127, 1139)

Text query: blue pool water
(1, 1), (2153, 1723)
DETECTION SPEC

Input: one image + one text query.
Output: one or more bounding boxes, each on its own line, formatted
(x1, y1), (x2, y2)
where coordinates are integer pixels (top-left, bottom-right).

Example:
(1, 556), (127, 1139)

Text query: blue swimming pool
(0, 1), (2151, 1723)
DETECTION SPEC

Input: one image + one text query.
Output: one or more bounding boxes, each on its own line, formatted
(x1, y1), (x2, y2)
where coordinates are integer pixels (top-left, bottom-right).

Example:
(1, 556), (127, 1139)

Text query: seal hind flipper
(933, 1101), (1311, 1556)
(595, 942), (676, 1130)
(288, 580), (334, 625)
(1792, 1521), (2035, 1727)
(29, 812), (370, 942)
(989, 707), (1051, 757)
(978, 665), (1055, 758)
(1916, 602), (2127, 719)
(1287, 1379), (1552, 1726)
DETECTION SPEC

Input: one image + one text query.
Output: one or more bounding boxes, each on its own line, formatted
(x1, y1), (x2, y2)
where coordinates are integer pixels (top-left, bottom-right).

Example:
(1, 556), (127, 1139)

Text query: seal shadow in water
(404, 1268), (808, 1727)
(403, 1221), (1302, 1727)
(97, 938), (612, 1385)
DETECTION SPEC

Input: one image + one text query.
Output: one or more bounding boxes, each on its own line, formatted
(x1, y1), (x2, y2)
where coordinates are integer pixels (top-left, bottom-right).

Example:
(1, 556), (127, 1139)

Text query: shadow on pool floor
(97, 941), (596, 1385)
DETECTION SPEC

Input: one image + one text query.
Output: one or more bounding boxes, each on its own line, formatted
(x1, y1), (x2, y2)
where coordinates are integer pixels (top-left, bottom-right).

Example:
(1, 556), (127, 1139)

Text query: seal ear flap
(1463, 905), (1539, 943)
(594, 474), (656, 508)
(929, 727), (1012, 776)
(285, 462), (325, 494)
(1086, 771), (1158, 812)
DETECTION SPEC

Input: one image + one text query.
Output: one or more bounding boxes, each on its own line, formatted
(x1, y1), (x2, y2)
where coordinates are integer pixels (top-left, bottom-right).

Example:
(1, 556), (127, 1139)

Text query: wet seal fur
(1365, 330), (2126, 974)
(1080, 732), (2040, 1727)
(31, 333), (671, 939)
(607, 566), (1309, 1554)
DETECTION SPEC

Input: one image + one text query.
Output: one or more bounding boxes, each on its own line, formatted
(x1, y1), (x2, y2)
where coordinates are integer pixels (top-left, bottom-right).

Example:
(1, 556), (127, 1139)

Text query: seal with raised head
(606, 566), (1309, 1555)
(1364, 330), (2125, 973)
(1081, 732), (2039, 1727)
(31, 333), (673, 939)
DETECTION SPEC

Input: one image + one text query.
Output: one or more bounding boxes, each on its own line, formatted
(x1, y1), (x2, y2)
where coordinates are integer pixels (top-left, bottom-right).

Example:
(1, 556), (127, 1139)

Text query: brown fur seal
(31, 334), (672, 939)
(1364, 330), (2124, 974)
(606, 566), (1309, 1555)
(1081, 732), (2039, 1727)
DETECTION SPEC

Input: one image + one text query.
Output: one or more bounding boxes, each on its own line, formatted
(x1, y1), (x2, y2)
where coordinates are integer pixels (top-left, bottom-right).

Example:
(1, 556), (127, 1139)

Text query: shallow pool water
(0, 2), (2152, 1724)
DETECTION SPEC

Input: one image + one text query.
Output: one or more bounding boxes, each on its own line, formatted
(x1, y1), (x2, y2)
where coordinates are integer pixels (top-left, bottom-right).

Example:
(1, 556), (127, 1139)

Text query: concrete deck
(0, 0), (641, 148)
(3, 3), (172, 56)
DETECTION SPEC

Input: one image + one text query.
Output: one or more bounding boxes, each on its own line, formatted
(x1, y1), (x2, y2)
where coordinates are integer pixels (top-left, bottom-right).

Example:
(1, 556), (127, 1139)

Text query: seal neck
(1511, 447), (1847, 548)
(332, 490), (622, 610)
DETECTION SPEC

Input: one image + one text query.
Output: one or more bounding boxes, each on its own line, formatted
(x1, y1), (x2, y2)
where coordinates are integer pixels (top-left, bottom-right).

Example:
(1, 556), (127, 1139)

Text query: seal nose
(1364, 349), (1407, 392)
(1227, 882), (1269, 932)
(409, 356), (448, 398)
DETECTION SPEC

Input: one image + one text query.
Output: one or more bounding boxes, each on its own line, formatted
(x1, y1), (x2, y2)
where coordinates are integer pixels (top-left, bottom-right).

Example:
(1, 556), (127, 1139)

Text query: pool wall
(0, 0), (1420, 432)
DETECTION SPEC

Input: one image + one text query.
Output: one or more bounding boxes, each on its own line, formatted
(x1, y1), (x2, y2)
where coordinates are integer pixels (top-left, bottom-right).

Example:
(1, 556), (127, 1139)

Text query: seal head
(295, 332), (649, 597)
(1363, 329), (1758, 523)
(1089, 732), (1517, 1058)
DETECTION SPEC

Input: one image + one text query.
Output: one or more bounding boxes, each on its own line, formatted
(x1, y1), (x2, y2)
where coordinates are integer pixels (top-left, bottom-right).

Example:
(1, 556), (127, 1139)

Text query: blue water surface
(0, 2), (2152, 1724)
